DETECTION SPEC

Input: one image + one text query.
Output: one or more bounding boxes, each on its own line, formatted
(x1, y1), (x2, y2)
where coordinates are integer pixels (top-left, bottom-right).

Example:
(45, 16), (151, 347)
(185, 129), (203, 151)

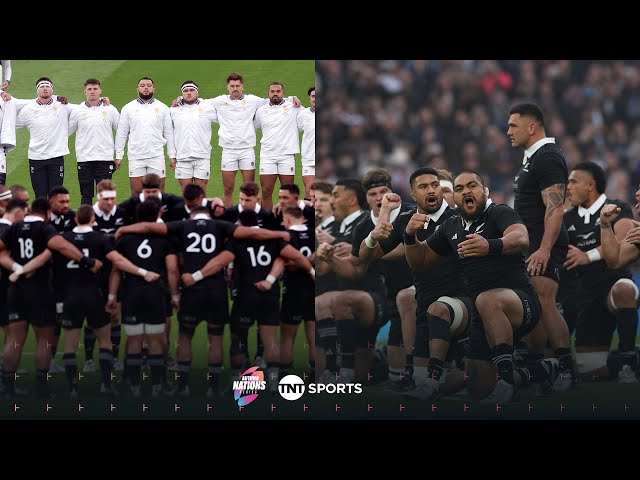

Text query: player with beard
(115, 77), (175, 195)
(405, 171), (555, 403)
(361, 167), (471, 399)
(169, 80), (217, 193)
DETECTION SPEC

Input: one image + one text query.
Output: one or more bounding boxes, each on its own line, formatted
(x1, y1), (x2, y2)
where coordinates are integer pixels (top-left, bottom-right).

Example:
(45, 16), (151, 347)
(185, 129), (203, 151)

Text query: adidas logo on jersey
(567, 225), (576, 231)
(452, 233), (457, 240)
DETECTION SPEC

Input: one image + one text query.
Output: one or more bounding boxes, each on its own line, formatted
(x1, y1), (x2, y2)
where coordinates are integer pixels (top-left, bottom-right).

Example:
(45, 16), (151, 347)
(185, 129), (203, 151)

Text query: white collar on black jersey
(461, 198), (493, 231)
(0, 218), (12, 225)
(184, 198), (208, 214)
(370, 203), (401, 226)
(578, 193), (607, 224)
(72, 226), (93, 233)
(421, 200), (448, 228)
(139, 192), (162, 202)
(50, 212), (63, 222)
(93, 203), (117, 221)
(24, 215), (44, 222)
(289, 224), (308, 231)
(339, 209), (363, 233)
(319, 215), (335, 229)
(523, 137), (556, 164)
(192, 213), (210, 220)
(156, 217), (164, 223)
(238, 203), (261, 214)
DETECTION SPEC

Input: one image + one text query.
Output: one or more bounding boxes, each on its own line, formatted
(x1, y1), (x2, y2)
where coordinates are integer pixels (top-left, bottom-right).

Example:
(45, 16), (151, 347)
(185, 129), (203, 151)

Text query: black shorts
(574, 288), (617, 348)
(122, 283), (167, 326)
(386, 296), (403, 347)
(0, 288), (8, 327)
(468, 288), (541, 361)
(62, 288), (110, 330)
(236, 291), (281, 327)
(412, 295), (474, 360)
(281, 287), (314, 325)
(358, 290), (388, 349)
(179, 288), (229, 326)
(528, 240), (568, 283)
(7, 283), (56, 326)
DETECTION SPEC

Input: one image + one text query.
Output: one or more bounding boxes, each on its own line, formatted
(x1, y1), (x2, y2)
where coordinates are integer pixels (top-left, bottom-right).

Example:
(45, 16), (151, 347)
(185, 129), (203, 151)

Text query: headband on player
(181, 83), (198, 92)
(98, 190), (116, 199)
(439, 180), (453, 191)
(36, 81), (53, 90)
(363, 180), (392, 192)
(0, 190), (12, 201)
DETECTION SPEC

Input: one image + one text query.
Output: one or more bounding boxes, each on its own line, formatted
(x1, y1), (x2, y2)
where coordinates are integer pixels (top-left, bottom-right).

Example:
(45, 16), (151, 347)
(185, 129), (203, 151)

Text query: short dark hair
(363, 169), (392, 192)
(142, 173), (161, 189)
(35, 77), (52, 86)
(573, 161), (607, 194)
(76, 204), (95, 225)
(84, 78), (101, 87)
(240, 181), (260, 197)
(136, 197), (161, 222)
(238, 210), (259, 227)
(308, 86), (315, 96)
(138, 76), (154, 85)
(455, 170), (486, 186)
(31, 197), (51, 215)
(409, 167), (439, 188)
(283, 206), (303, 219)
(227, 73), (244, 84)
(189, 206), (210, 217)
(510, 103), (545, 128)
(311, 181), (333, 195)
(269, 81), (284, 90)
(183, 183), (205, 201)
(5, 198), (28, 214)
(335, 178), (366, 209)
(48, 186), (69, 199)
(280, 183), (300, 196)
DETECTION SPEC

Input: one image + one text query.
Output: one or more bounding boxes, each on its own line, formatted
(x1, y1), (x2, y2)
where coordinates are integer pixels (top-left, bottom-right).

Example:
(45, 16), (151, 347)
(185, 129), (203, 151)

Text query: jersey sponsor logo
(577, 231), (595, 240)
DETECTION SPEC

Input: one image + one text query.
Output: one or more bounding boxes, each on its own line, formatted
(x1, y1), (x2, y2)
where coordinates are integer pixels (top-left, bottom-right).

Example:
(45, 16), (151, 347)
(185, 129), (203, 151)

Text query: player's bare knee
(427, 301), (450, 321)
(331, 292), (354, 320)
(474, 291), (497, 315)
(610, 281), (638, 309)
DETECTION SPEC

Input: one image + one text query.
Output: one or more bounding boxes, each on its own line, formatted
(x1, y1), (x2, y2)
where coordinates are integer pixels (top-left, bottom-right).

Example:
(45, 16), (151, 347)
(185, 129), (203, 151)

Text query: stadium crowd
(316, 60), (640, 211)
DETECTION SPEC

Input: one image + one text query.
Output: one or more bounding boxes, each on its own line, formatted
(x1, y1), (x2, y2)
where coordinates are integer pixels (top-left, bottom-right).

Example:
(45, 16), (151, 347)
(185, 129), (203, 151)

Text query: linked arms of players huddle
(599, 204), (640, 269)
(182, 244), (314, 288)
(0, 234), (104, 277)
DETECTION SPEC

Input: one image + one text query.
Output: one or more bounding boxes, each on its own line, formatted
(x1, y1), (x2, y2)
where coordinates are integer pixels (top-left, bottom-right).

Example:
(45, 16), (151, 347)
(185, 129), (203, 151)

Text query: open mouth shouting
(426, 194), (438, 209)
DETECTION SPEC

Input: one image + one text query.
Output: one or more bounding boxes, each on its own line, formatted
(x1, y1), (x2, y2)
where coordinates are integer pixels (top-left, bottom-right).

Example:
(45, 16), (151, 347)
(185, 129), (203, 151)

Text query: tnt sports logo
(233, 366), (267, 407)
(278, 374), (363, 401)
(279, 375), (306, 401)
